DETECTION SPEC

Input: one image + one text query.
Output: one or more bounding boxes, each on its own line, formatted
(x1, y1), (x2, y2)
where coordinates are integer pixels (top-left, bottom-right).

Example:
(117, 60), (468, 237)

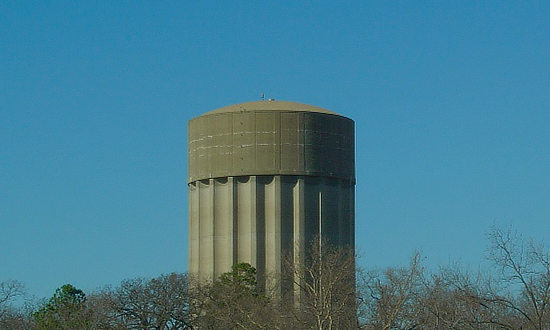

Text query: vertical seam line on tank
(301, 113), (305, 172)
(231, 113), (234, 175)
(296, 112), (306, 173)
(274, 111), (283, 175)
(254, 112), (257, 172)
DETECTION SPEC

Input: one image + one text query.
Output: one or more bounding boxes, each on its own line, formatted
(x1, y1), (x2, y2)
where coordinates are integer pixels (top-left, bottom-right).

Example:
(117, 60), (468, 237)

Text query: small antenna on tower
(260, 93), (265, 101)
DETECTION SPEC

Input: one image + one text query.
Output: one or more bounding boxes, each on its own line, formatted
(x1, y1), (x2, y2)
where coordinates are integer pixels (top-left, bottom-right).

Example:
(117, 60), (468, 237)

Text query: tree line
(2, 227), (550, 329)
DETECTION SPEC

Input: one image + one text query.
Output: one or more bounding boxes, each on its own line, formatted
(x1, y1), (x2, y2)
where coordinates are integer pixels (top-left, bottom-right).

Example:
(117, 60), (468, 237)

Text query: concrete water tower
(188, 100), (355, 293)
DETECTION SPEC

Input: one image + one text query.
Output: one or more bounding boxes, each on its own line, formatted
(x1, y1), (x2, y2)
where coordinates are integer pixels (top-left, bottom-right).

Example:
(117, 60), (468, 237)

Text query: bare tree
(105, 273), (192, 329)
(285, 238), (357, 330)
(357, 253), (423, 329)
(0, 280), (24, 311)
(0, 280), (29, 329)
(358, 255), (511, 329)
(414, 228), (550, 330)
(484, 228), (550, 329)
(416, 266), (511, 329)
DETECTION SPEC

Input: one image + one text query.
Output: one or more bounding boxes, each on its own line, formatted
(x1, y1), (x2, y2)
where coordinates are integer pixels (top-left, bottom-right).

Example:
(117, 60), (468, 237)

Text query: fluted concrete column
(293, 177), (305, 304)
(265, 176), (281, 295)
(214, 178), (234, 278)
(198, 179), (214, 281)
(236, 176), (257, 265)
(188, 182), (199, 276)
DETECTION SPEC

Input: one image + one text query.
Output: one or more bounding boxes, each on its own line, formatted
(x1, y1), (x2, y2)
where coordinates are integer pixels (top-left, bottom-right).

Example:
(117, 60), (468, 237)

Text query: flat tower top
(202, 100), (340, 116)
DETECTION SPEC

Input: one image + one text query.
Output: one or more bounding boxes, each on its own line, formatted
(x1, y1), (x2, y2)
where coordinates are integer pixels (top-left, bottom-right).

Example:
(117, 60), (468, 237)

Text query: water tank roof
(202, 100), (340, 116)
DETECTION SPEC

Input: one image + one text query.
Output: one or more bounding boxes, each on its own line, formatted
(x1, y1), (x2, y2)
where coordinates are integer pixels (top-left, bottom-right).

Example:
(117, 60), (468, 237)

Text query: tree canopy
(2, 227), (550, 329)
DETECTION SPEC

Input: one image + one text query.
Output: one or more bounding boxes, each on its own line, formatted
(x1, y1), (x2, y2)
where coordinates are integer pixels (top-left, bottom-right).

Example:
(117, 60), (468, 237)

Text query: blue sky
(1, 1), (549, 299)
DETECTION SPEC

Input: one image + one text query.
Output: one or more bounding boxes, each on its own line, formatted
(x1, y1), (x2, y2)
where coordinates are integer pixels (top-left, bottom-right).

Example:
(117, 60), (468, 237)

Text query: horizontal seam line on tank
(195, 144), (313, 148)
(193, 143), (350, 147)
(191, 132), (349, 139)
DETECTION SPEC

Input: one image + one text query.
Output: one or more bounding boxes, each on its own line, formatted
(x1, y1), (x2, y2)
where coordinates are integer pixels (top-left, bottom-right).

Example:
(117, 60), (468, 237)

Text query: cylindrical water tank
(188, 100), (355, 291)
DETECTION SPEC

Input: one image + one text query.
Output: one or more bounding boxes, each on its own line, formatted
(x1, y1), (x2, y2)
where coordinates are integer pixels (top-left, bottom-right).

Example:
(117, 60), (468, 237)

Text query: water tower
(188, 100), (355, 293)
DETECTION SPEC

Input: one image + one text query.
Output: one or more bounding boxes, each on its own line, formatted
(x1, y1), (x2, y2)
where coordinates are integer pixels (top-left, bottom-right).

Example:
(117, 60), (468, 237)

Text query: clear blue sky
(2, 1), (549, 300)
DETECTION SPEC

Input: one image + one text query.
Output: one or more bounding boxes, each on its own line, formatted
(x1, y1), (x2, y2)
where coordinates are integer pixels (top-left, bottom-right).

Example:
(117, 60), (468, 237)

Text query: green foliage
(219, 262), (258, 293)
(194, 263), (280, 329)
(33, 284), (90, 329)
